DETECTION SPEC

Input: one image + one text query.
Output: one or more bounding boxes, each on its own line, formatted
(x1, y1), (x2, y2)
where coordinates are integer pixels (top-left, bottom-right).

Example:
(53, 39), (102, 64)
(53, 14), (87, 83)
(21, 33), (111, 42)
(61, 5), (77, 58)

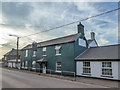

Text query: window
(43, 47), (46, 56)
(56, 61), (62, 72)
(55, 46), (61, 55)
(5, 56), (7, 60)
(25, 61), (28, 68)
(22, 62), (24, 68)
(25, 50), (28, 57)
(83, 62), (91, 74)
(32, 61), (36, 69)
(102, 62), (112, 76)
(33, 51), (36, 57)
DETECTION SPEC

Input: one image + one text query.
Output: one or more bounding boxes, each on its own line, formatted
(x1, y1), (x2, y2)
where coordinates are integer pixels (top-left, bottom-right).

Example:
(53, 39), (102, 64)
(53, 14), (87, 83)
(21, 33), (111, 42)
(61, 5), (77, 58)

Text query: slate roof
(4, 49), (21, 56)
(22, 33), (81, 50)
(75, 44), (120, 60)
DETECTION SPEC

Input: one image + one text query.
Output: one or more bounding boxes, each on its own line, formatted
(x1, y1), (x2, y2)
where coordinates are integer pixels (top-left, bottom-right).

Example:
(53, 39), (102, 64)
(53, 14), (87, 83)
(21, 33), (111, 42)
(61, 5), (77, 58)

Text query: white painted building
(75, 44), (120, 80)
(3, 48), (21, 69)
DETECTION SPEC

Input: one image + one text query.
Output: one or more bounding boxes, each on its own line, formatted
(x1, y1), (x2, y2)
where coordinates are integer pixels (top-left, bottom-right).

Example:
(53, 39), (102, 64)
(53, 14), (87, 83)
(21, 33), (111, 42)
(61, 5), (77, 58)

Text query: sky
(0, 1), (119, 59)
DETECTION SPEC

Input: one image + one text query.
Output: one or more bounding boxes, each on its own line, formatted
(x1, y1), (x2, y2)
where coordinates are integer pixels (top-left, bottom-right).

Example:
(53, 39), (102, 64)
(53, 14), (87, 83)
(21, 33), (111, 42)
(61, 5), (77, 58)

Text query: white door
(42, 64), (46, 74)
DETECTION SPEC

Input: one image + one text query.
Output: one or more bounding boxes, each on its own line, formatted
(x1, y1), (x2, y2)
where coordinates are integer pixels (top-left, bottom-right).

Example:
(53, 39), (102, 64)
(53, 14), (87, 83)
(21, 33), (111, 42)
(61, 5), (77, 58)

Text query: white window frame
(25, 50), (28, 57)
(22, 62), (24, 68)
(102, 62), (112, 76)
(32, 61), (36, 70)
(55, 45), (61, 56)
(83, 62), (91, 75)
(42, 47), (47, 56)
(25, 61), (28, 69)
(56, 61), (62, 72)
(5, 56), (7, 60)
(33, 51), (36, 57)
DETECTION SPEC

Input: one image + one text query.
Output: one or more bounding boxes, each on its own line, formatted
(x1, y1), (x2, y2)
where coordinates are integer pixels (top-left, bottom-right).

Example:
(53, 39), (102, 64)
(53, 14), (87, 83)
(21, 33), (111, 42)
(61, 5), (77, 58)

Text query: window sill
(82, 73), (91, 76)
(55, 71), (62, 73)
(55, 54), (61, 56)
(32, 68), (36, 70)
(101, 75), (113, 78)
(42, 55), (47, 56)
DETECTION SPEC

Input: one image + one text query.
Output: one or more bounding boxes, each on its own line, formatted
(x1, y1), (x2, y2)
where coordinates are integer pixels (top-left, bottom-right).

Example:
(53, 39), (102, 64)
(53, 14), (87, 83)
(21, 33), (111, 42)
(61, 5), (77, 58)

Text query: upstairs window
(55, 45), (61, 55)
(83, 62), (91, 74)
(102, 62), (112, 76)
(25, 50), (28, 57)
(43, 47), (47, 56)
(33, 51), (36, 57)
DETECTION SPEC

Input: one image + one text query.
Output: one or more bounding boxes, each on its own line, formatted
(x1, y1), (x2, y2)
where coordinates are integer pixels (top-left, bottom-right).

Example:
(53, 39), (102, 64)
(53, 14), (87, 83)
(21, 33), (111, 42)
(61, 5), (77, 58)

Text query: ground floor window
(56, 61), (62, 72)
(32, 61), (36, 69)
(25, 61), (28, 69)
(102, 62), (112, 76)
(22, 62), (24, 68)
(83, 62), (91, 74)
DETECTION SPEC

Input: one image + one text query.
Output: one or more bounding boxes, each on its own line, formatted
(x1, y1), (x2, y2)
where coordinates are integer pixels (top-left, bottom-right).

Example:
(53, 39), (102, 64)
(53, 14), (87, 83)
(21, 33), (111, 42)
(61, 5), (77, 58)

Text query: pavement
(2, 68), (108, 88)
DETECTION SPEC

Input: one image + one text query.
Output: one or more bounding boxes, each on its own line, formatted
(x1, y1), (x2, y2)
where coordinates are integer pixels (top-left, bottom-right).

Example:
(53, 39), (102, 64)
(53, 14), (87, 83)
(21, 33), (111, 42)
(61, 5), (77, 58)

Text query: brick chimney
(77, 22), (84, 36)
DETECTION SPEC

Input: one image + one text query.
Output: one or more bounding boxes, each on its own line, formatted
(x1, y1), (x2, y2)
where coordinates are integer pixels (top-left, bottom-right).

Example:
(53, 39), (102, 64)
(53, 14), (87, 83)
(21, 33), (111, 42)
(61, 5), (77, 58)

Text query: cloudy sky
(0, 1), (119, 59)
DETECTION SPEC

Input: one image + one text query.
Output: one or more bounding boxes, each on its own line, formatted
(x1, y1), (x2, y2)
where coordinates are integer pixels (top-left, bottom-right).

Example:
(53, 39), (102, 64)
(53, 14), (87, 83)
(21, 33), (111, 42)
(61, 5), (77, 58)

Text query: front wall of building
(20, 35), (88, 73)
(76, 61), (119, 80)
(21, 42), (75, 72)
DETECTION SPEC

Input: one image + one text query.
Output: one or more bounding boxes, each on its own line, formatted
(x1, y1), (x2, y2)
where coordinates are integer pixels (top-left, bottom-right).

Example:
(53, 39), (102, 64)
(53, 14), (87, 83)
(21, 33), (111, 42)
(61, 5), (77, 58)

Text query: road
(2, 68), (108, 88)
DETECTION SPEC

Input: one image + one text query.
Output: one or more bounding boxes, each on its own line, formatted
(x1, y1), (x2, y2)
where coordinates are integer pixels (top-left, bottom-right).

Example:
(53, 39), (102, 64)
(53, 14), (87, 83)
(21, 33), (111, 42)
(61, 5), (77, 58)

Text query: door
(42, 64), (46, 74)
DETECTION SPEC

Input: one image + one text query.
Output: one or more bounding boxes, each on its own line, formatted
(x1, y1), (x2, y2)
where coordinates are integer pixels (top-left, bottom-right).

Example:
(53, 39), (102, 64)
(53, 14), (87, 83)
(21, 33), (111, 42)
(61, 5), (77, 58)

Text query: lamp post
(9, 34), (20, 68)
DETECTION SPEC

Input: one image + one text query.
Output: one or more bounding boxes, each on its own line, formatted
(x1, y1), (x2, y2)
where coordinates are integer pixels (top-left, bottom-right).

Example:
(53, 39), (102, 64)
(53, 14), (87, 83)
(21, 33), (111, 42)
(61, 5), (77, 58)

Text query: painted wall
(88, 40), (97, 48)
(76, 61), (119, 80)
(21, 42), (75, 72)
(74, 36), (88, 58)
(20, 34), (88, 73)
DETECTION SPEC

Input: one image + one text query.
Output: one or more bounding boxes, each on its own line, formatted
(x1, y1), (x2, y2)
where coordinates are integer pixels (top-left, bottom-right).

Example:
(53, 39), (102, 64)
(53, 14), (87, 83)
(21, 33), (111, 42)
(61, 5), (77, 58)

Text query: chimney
(32, 41), (37, 51)
(77, 22), (84, 35)
(91, 32), (95, 40)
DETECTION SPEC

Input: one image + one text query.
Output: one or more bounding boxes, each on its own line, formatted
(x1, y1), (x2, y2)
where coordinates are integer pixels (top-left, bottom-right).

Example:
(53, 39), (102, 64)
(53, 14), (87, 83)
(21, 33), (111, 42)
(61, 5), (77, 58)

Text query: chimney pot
(91, 32), (95, 40)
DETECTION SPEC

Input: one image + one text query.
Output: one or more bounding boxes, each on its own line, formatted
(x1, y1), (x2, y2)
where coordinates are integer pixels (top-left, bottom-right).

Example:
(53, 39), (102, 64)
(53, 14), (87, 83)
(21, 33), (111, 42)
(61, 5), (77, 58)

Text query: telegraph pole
(16, 37), (19, 67)
(9, 34), (20, 68)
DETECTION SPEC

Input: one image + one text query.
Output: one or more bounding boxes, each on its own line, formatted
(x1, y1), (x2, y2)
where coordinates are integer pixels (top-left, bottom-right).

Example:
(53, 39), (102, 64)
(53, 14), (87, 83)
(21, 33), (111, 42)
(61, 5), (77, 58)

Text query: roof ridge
(37, 33), (80, 44)
(90, 44), (120, 49)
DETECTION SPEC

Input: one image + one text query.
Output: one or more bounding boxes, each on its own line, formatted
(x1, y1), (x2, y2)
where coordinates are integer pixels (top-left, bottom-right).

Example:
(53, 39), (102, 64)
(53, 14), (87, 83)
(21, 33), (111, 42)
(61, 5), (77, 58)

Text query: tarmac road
(2, 68), (108, 88)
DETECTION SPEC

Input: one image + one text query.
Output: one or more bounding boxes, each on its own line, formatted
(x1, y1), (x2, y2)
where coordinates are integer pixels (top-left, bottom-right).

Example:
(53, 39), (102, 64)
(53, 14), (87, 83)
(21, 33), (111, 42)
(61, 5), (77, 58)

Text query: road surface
(2, 68), (108, 88)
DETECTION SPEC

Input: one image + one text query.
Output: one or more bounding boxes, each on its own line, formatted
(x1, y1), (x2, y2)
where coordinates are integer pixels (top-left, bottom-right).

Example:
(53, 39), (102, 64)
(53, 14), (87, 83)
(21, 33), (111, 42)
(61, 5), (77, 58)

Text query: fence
(20, 67), (76, 81)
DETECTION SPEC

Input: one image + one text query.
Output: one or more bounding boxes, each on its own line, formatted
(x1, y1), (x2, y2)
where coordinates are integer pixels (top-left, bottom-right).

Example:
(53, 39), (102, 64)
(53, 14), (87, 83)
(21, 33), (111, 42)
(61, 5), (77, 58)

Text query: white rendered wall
(8, 63), (12, 68)
(76, 61), (119, 80)
(88, 41), (97, 48)
(13, 63), (16, 68)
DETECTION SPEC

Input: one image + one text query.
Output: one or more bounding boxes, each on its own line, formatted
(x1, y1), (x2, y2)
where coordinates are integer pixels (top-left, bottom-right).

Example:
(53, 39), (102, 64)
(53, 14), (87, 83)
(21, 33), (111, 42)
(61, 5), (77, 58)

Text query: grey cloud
(2, 2), (34, 27)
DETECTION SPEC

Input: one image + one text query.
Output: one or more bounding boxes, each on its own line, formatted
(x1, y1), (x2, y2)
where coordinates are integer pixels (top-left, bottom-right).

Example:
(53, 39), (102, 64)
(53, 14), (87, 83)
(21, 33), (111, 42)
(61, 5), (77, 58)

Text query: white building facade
(76, 61), (120, 80)
(75, 44), (120, 80)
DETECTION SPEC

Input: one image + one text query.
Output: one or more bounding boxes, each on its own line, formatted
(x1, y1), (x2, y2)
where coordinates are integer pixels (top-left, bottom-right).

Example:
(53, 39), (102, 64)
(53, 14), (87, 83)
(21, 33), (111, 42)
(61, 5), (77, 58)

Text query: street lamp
(9, 34), (20, 68)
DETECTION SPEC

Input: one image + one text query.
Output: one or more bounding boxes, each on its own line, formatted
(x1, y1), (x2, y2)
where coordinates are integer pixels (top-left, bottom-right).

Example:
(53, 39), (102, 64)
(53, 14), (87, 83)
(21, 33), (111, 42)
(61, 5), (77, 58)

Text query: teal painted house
(20, 22), (88, 74)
